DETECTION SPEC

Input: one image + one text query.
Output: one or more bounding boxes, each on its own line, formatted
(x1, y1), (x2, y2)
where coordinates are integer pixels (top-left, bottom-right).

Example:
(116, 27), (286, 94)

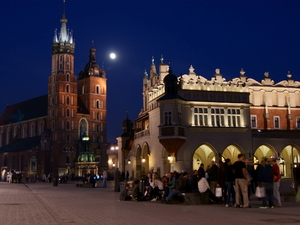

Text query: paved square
(0, 181), (299, 225)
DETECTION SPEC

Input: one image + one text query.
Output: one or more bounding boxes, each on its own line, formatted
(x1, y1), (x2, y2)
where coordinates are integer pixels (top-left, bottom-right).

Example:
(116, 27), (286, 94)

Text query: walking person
(233, 154), (250, 208)
(102, 169), (107, 188)
(270, 158), (281, 207)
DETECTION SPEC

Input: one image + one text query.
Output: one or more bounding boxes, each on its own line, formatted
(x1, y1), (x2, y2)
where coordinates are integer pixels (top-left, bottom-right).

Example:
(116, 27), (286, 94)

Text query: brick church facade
(0, 2), (107, 180)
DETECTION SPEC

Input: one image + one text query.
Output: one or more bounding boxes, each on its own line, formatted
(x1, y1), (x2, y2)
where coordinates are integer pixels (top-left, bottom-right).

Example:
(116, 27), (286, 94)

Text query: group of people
(119, 154), (283, 209)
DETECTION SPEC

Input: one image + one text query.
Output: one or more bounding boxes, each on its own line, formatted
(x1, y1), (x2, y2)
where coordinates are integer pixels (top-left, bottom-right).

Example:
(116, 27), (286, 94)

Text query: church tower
(47, 0), (78, 175)
(78, 46), (107, 147)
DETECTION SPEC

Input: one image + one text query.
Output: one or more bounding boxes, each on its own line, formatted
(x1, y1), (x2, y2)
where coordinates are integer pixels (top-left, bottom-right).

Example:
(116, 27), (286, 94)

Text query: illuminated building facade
(117, 59), (300, 179)
(0, 2), (107, 179)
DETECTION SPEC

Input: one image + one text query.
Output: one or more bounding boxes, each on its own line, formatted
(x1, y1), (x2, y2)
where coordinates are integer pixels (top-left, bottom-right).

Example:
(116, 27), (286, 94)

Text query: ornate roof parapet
(180, 68), (248, 93)
(261, 72), (274, 85)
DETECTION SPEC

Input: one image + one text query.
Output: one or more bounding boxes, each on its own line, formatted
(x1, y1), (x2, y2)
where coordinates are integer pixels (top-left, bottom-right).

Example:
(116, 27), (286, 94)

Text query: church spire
(52, 0), (75, 54)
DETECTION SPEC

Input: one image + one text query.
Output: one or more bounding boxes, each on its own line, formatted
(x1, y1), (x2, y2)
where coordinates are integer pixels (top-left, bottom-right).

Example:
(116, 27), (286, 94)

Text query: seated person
(164, 172), (188, 203)
(131, 180), (146, 201)
(119, 184), (131, 201)
(162, 176), (169, 200)
(143, 173), (153, 199)
(198, 171), (219, 203)
(151, 174), (164, 201)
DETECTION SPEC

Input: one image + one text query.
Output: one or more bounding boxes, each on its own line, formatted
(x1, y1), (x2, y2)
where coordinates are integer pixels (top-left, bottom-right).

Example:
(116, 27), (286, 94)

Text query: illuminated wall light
(142, 158), (146, 163)
(128, 159), (131, 164)
(112, 163), (115, 167)
(167, 154), (171, 161)
(108, 160), (112, 164)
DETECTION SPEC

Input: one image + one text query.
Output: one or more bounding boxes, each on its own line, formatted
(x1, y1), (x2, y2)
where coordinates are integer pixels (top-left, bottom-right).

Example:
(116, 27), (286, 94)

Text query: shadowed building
(0, 1), (107, 180)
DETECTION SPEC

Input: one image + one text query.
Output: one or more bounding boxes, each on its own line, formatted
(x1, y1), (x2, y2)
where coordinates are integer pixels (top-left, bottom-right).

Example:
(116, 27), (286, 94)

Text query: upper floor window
(82, 86), (86, 94)
(274, 116), (280, 129)
(66, 74), (70, 82)
(96, 100), (100, 109)
(251, 115), (257, 128)
(52, 84), (56, 94)
(66, 96), (70, 105)
(297, 118), (300, 129)
(66, 109), (70, 117)
(96, 85), (100, 94)
(66, 84), (70, 93)
(164, 112), (172, 125)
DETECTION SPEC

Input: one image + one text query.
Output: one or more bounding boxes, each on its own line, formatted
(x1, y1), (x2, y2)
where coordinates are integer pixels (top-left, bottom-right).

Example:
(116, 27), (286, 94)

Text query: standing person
(208, 161), (219, 195)
(126, 171), (129, 182)
(102, 169), (107, 188)
(114, 168), (121, 192)
(224, 159), (235, 207)
(270, 158), (281, 207)
(217, 161), (226, 203)
(198, 163), (205, 175)
(256, 158), (274, 209)
(233, 154), (250, 208)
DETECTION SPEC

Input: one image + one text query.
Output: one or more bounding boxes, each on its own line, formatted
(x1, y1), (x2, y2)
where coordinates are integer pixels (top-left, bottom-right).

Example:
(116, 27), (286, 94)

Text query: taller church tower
(47, 1), (78, 175)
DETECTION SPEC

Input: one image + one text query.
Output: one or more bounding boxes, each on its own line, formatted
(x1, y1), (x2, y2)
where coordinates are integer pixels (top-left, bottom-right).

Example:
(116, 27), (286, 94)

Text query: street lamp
(128, 159), (131, 164)
(142, 158), (146, 163)
(168, 154), (171, 161)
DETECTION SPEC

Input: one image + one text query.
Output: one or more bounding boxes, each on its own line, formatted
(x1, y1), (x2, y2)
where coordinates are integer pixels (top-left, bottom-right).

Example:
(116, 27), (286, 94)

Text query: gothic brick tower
(47, 1), (77, 175)
(78, 46), (107, 149)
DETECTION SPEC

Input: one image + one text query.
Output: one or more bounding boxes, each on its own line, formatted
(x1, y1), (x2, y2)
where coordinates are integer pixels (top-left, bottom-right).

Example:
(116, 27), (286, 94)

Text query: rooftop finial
(61, 0), (67, 21)
(160, 55), (164, 64)
(92, 40), (94, 48)
(240, 68), (246, 76)
(287, 71), (292, 79)
(144, 69), (148, 77)
(168, 61), (172, 74)
(151, 56), (154, 64)
(264, 72), (269, 78)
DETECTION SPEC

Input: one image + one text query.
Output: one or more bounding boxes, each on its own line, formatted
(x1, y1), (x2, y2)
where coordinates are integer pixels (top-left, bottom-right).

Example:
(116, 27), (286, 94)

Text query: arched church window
(82, 86), (86, 94)
(79, 118), (88, 138)
(66, 96), (70, 105)
(66, 121), (70, 130)
(66, 73), (70, 82)
(52, 84), (56, 94)
(30, 156), (37, 173)
(96, 100), (100, 109)
(96, 85), (100, 94)
(66, 109), (70, 117)
(66, 84), (70, 93)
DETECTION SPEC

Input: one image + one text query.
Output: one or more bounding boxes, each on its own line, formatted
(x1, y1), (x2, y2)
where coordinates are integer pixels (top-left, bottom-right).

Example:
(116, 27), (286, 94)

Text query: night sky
(1, 0), (300, 142)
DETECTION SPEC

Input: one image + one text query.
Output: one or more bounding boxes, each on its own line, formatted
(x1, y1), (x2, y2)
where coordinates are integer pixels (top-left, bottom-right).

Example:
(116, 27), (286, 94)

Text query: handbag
(215, 187), (222, 197)
(255, 186), (265, 198)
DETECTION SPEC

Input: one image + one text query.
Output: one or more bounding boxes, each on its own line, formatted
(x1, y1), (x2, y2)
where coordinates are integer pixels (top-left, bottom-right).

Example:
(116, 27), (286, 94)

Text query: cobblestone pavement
(0, 181), (299, 225)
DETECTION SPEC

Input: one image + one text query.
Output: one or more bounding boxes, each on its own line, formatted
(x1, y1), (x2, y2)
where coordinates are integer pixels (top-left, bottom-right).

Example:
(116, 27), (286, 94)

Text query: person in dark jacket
(190, 170), (199, 193)
(198, 163), (205, 175)
(224, 159), (235, 207)
(164, 172), (188, 203)
(256, 157), (274, 208)
(131, 180), (146, 201)
(209, 161), (219, 195)
(119, 184), (131, 201)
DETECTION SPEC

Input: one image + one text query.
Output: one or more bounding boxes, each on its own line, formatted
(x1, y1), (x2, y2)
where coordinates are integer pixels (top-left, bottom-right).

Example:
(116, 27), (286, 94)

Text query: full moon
(110, 53), (116, 59)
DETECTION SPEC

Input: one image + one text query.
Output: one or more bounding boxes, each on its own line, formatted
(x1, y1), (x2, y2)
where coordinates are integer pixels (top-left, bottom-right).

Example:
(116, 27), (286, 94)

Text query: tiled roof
(0, 135), (41, 153)
(0, 95), (48, 125)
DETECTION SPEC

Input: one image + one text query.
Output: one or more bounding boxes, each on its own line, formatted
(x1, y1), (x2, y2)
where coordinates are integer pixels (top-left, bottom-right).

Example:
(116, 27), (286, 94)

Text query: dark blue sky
(1, 0), (300, 142)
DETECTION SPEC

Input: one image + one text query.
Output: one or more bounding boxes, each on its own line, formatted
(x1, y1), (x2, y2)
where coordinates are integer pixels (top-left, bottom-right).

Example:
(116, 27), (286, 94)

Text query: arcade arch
(280, 145), (300, 177)
(254, 144), (277, 165)
(222, 144), (243, 163)
(192, 144), (216, 171)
